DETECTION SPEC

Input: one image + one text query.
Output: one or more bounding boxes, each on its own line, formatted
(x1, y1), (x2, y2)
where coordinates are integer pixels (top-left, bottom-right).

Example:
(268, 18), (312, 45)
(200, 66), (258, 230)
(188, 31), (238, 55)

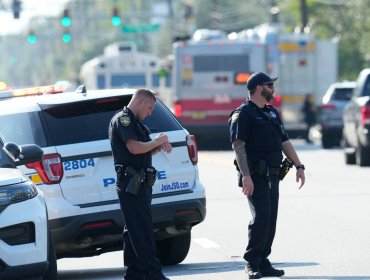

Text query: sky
(0, 0), (70, 35)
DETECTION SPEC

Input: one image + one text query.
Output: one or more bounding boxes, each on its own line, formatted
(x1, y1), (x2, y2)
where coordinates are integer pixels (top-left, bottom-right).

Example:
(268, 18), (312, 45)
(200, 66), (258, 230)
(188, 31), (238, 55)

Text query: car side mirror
(16, 144), (44, 166)
(4, 142), (21, 159)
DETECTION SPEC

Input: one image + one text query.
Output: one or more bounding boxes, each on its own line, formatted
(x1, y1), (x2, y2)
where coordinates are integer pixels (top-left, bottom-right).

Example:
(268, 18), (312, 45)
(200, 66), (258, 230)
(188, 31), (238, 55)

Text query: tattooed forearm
(232, 140), (250, 176)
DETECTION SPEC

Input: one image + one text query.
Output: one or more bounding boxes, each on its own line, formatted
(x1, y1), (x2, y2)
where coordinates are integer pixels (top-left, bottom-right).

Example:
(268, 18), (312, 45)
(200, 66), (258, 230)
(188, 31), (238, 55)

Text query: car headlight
(0, 181), (38, 211)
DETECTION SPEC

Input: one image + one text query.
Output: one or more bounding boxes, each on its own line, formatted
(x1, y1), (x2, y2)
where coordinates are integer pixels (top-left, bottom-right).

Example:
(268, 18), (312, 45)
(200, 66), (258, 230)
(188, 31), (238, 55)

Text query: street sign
(121, 24), (160, 33)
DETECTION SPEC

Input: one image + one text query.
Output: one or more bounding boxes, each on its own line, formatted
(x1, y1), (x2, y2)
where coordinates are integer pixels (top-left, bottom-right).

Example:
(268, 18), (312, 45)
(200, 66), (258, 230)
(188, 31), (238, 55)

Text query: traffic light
(60, 9), (72, 27)
(27, 30), (36, 44)
(111, 7), (121, 27)
(62, 31), (71, 43)
(12, 0), (21, 19)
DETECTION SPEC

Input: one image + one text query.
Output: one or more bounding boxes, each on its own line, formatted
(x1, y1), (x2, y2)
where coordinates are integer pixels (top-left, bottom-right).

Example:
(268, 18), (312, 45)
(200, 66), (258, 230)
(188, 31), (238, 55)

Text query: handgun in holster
(278, 158), (293, 181)
(115, 165), (125, 184)
(125, 166), (145, 195)
(145, 167), (157, 187)
(233, 159), (243, 187)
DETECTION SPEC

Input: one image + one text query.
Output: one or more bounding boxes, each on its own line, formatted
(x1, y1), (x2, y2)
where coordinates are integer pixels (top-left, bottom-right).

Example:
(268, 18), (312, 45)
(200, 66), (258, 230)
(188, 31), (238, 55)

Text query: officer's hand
(154, 133), (169, 146)
(161, 142), (172, 154)
(242, 175), (254, 196)
(296, 169), (305, 189)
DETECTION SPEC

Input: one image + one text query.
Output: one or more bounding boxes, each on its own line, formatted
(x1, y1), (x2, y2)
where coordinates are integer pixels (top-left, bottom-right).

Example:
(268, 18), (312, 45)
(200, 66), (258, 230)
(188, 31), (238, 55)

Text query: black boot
(260, 262), (284, 277)
(245, 263), (262, 279)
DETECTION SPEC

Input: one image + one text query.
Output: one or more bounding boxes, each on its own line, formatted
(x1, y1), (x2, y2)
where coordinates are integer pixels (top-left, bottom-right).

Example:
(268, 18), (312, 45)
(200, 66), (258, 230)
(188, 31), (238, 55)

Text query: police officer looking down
(228, 72), (305, 279)
(109, 88), (172, 280)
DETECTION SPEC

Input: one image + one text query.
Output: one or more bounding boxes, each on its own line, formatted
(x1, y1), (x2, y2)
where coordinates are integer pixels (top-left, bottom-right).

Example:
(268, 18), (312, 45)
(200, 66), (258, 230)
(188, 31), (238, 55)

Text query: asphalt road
(57, 140), (370, 280)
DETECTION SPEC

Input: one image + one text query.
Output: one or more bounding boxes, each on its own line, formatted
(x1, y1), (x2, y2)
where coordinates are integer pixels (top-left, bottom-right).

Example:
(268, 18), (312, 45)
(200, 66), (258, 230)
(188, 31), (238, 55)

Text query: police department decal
(119, 116), (130, 126)
(231, 112), (240, 123)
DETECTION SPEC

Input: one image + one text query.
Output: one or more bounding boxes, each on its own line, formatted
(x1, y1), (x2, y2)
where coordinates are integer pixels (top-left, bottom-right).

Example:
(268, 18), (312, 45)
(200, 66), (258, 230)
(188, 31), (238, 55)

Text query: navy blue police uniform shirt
(109, 106), (152, 169)
(229, 100), (289, 168)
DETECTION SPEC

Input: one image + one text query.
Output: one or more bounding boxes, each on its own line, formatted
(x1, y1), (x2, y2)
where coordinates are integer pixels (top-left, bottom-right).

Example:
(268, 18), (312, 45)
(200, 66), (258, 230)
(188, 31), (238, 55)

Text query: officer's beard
(261, 88), (274, 103)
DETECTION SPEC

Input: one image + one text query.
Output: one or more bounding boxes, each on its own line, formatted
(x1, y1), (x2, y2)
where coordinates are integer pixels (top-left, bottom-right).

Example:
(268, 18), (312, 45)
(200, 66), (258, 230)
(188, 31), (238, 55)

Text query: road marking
(193, 238), (220, 248)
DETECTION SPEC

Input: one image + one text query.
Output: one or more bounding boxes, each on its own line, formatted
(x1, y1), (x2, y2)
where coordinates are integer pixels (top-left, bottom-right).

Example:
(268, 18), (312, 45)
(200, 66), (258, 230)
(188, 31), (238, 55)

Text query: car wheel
(345, 150), (356, 165)
(343, 137), (356, 165)
(356, 143), (370, 167)
(43, 230), (58, 280)
(321, 132), (333, 149)
(156, 231), (191, 265)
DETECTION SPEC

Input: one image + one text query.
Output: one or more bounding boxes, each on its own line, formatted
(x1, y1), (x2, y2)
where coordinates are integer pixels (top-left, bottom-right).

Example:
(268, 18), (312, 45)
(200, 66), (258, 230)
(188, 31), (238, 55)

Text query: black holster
(115, 165), (145, 195)
(125, 166), (145, 195)
(115, 165), (125, 184)
(278, 158), (293, 181)
(145, 167), (157, 187)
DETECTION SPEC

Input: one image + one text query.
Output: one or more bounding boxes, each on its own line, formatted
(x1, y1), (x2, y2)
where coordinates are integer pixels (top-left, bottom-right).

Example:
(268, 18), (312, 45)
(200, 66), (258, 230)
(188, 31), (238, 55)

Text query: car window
(142, 101), (182, 133)
(333, 88), (354, 101)
(0, 147), (15, 168)
(363, 75), (370, 97)
(0, 112), (47, 147)
(40, 96), (182, 146)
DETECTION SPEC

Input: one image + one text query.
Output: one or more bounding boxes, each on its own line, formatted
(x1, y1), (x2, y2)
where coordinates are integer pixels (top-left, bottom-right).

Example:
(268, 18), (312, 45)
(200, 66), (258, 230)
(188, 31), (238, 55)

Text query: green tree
(281, 0), (370, 80)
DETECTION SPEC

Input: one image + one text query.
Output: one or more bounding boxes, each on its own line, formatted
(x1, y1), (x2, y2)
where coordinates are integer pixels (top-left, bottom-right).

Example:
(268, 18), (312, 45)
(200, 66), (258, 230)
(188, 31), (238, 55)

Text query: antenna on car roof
(75, 85), (87, 95)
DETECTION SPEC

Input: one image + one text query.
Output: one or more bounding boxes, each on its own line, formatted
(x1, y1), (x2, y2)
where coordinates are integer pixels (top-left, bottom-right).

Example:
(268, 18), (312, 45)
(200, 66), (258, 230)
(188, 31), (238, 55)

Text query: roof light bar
(0, 83), (72, 100)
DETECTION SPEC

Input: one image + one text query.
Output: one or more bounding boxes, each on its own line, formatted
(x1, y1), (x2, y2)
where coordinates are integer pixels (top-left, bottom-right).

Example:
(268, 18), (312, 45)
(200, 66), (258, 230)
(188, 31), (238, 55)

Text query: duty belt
(267, 167), (280, 176)
(115, 164), (157, 186)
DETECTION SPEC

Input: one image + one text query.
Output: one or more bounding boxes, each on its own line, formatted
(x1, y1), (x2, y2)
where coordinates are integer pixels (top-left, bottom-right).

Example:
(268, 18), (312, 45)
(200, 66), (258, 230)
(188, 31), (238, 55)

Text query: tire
(43, 230), (58, 280)
(156, 232), (191, 265)
(343, 137), (356, 165)
(356, 143), (370, 167)
(345, 150), (356, 165)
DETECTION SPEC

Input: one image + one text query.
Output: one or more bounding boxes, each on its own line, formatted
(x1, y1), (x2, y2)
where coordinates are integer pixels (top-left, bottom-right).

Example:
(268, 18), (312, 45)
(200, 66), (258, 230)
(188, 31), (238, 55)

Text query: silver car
(320, 81), (356, 148)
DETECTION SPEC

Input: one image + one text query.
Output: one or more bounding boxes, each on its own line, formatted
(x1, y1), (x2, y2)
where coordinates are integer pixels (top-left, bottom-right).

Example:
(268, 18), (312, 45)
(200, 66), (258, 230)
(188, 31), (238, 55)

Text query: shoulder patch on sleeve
(231, 111), (240, 123)
(119, 115), (131, 126)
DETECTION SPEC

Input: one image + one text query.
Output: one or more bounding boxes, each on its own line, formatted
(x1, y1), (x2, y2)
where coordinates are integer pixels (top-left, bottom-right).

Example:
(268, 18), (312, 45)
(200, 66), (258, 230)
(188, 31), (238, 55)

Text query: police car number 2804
(63, 159), (95, 170)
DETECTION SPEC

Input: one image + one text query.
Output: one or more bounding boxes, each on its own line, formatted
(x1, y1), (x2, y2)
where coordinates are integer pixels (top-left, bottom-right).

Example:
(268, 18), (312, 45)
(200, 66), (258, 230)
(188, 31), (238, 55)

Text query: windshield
(333, 88), (354, 101)
(0, 112), (47, 147)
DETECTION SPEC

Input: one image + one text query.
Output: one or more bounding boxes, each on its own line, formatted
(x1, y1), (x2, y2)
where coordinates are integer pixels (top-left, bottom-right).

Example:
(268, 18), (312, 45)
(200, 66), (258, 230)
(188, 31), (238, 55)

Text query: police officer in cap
(109, 88), (172, 280)
(228, 72), (306, 279)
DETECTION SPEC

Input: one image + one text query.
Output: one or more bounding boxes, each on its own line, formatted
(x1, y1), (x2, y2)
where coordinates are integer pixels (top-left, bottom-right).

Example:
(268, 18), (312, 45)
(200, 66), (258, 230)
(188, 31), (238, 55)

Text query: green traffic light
(28, 34), (37, 44)
(111, 16), (122, 27)
(61, 17), (72, 27)
(62, 33), (71, 43)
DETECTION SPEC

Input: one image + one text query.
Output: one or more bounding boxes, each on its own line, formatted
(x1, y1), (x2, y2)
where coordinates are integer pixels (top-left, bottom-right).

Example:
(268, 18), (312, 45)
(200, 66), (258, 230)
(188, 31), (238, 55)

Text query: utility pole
(12, 0), (21, 19)
(166, 0), (174, 19)
(300, 0), (308, 31)
(211, 0), (222, 29)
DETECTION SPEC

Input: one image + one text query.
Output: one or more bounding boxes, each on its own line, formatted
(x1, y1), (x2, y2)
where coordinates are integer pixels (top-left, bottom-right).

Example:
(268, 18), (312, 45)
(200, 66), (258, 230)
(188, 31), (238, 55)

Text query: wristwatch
(296, 164), (305, 170)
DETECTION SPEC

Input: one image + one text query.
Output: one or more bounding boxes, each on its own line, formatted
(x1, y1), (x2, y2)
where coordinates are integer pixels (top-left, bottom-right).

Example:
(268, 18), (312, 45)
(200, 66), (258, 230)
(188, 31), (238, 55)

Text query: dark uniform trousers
(117, 182), (165, 280)
(244, 173), (279, 268)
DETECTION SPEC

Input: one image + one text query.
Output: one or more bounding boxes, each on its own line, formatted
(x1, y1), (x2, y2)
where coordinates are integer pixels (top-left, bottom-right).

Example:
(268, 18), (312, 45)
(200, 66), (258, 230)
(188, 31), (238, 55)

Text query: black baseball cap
(247, 72), (278, 90)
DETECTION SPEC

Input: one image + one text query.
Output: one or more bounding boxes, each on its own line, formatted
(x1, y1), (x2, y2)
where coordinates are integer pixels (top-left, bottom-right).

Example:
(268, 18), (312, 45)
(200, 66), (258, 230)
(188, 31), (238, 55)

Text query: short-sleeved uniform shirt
(229, 100), (289, 168)
(109, 106), (152, 169)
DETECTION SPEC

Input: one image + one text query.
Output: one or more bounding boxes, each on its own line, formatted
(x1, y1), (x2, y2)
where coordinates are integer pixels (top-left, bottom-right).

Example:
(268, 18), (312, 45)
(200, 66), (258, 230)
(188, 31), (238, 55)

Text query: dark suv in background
(319, 81), (355, 148)
(343, 68), (370, 166)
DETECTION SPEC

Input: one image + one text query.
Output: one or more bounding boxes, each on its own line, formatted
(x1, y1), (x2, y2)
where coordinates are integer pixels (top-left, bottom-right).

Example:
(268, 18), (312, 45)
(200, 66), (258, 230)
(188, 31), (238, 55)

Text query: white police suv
(0, 137), (57, 279)
(0, 85), (206, 265)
